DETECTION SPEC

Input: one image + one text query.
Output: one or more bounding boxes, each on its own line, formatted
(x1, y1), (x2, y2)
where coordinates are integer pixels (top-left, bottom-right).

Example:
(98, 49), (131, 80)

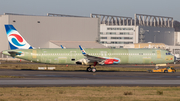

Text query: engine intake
(76, 58), (89, 65)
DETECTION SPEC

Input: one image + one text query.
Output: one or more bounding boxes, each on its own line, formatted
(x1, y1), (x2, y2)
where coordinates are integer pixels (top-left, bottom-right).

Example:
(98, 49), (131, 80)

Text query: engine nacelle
(76, 58), (90, 65)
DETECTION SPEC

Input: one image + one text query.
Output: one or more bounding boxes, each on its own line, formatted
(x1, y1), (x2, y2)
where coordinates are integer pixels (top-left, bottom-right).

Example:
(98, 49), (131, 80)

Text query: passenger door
(156, 50), (161, 59)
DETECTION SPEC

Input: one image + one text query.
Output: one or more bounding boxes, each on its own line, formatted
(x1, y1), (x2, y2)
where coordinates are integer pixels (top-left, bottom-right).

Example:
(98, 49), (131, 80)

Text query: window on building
(127, 28), (133, 30)
(124, 42), (129, 44)
(107, 28), (113, 30)
(100, 37), (107, 39)
(112, 28), (116, 30)
(106, 32), (116, 35)
(120, 32), (124, 35)
(124, 32), (129, 35)
(117, 28), (122, 30)
(129, 42), (133, 44)
(100, 41), (107, 44)
(111, 32), (116, 35)
(106, 32), (110, 35)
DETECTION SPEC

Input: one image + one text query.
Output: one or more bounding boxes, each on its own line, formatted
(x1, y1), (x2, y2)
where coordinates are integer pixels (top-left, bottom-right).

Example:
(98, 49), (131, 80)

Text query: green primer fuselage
(3, 48), (174, 65)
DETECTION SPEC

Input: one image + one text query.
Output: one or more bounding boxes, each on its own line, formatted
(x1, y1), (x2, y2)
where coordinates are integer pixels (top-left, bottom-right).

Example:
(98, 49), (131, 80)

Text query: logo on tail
(5, 25), (33, 50)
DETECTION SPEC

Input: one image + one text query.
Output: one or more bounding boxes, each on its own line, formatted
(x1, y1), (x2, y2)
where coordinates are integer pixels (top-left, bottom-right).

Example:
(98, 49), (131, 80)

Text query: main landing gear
(86, 62), (97, 72)
(86, 66), (92, 72)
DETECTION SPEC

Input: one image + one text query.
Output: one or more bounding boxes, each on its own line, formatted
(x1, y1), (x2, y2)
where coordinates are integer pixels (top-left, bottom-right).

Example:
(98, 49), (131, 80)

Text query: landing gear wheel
(86, 67), (92, 72)
(164, 70), (168, 73)
(92, 68), (96, 73)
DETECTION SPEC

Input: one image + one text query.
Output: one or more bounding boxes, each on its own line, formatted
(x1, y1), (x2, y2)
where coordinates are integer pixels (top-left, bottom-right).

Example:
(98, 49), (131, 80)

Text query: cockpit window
(166, 52), (171, 55)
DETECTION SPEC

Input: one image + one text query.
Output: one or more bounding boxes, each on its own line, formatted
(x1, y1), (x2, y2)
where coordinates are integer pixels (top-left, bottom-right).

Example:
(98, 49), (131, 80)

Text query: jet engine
(76, 58), (90, 65)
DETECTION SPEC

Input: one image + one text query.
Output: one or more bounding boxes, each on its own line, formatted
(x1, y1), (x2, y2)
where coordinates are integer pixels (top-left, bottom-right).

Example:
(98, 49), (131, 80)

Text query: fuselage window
(139, 53), (143, 55)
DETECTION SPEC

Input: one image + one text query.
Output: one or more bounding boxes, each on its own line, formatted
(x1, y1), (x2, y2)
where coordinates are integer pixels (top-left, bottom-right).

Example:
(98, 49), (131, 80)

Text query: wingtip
(79, 45), (83, 50)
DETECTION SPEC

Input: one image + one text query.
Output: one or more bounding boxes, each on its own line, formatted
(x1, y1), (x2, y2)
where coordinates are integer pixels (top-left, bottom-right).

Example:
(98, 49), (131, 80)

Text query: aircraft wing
(85, 54), (106, 61)
(79, 45), (106, 61)
(79, 45), (120, 65)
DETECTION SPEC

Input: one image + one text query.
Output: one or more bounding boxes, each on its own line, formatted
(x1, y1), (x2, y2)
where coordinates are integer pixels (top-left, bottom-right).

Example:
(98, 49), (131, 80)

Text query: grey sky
(0, 0), (180, 21)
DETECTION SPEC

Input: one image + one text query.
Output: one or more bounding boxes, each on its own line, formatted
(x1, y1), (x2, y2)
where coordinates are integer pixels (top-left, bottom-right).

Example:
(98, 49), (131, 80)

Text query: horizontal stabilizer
(8, 51), (22, 57)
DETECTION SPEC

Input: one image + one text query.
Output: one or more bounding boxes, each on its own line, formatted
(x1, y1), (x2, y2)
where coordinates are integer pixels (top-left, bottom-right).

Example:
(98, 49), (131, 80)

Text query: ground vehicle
(148, 66), (176, 73)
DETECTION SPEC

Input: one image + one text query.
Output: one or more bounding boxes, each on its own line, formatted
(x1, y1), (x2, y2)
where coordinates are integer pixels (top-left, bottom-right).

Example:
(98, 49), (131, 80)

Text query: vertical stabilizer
(5, 25), (33, 50)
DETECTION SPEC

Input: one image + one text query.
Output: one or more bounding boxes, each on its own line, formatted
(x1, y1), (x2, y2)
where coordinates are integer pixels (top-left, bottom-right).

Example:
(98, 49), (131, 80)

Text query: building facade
(100, 25), (136, 48)
(91, 14), (175, 48)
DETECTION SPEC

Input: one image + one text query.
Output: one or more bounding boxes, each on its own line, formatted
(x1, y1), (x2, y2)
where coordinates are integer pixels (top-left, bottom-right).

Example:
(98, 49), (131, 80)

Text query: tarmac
(0, 68), (180, 87)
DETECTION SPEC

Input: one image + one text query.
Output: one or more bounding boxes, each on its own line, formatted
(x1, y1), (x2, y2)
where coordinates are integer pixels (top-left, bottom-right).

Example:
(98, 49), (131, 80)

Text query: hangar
(0, 13), (100, 58)
(0, 13), (179, 58)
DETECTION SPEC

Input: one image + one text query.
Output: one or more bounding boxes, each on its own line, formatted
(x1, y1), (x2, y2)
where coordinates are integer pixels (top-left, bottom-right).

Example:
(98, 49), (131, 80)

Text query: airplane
(2, 25), (176, 72)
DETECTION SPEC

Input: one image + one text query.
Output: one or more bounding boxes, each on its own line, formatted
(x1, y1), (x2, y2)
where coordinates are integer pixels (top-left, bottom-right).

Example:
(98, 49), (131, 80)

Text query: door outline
(156, 50), (161, 59)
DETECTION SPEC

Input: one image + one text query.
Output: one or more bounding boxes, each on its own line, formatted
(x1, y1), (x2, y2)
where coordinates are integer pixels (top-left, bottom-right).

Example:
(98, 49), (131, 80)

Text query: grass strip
(0, 86), (180, 101)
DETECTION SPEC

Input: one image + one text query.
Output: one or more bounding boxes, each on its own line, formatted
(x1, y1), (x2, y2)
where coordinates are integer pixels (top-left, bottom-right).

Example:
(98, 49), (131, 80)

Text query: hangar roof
(49, 41), (107, 48)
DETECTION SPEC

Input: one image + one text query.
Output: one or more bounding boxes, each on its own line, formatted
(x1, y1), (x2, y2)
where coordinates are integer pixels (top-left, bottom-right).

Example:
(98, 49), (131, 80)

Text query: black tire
(86, 67), (92, 72)
(164, 70), (168, 73)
